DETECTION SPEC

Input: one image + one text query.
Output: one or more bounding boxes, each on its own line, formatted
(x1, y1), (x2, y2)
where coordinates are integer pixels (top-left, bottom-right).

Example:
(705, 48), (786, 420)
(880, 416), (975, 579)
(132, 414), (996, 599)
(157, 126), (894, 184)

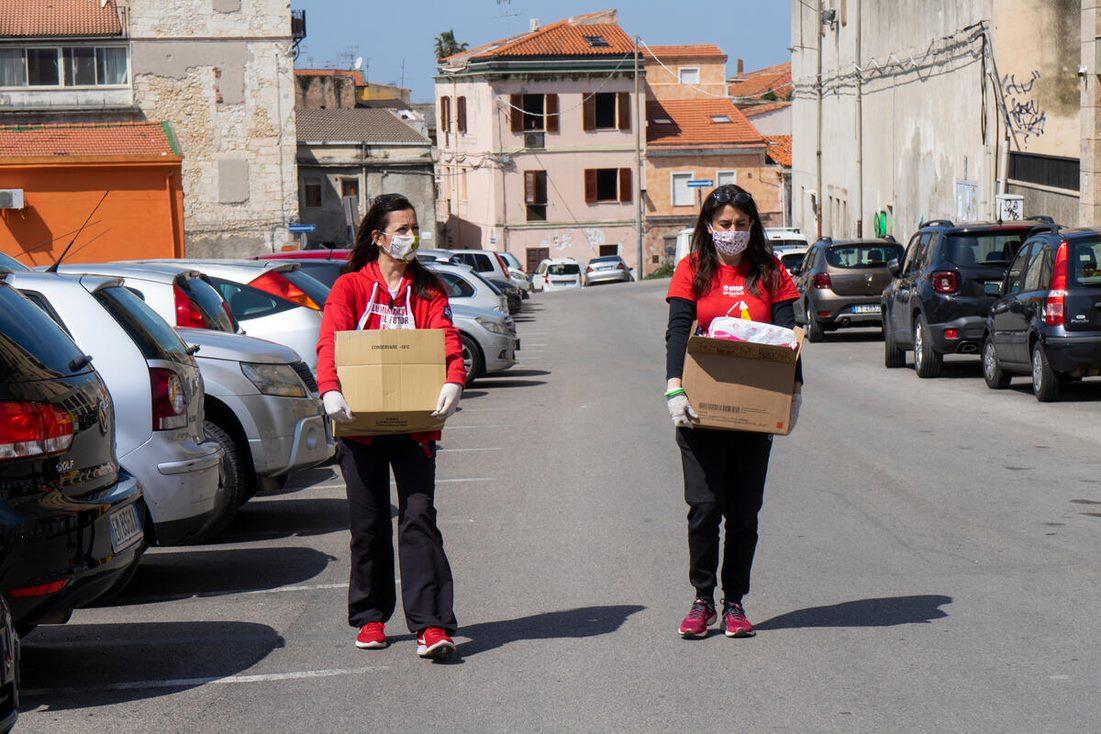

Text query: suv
(882, 219), (1054, 376)
(982, 229), (1101, 401)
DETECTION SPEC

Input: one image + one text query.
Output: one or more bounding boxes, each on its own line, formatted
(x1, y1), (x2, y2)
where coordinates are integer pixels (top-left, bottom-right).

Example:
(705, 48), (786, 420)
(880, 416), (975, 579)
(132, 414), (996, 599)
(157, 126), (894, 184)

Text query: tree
(435, 29), (468, 61)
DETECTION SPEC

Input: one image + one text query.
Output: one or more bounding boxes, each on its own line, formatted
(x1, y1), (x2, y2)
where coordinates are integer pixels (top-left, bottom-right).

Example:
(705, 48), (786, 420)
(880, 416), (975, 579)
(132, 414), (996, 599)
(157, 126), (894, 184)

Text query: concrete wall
(124, 0), (298, 258)
(644, 56), (727, 101)
(745, 106), (791, 136)
(295, 74), (357, 110)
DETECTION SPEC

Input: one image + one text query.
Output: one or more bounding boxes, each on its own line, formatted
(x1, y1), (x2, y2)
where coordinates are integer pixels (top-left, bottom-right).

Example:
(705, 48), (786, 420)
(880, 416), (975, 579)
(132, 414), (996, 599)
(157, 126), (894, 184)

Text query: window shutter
(509, 94), (523, 133)
(457, 96), (467, 133)
(583, 94), (596, 131)
(584, 169), (598, 204)
(619, 168), (632, 203)
(617, 92), (631, 131)
(545, 93), (559, 133)
(524, 171), (537, 205)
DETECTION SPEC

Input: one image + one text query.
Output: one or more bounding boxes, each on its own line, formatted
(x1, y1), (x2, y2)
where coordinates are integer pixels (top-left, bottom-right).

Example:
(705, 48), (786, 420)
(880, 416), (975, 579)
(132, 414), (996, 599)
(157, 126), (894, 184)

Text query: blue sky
(290, 0), (792, 102)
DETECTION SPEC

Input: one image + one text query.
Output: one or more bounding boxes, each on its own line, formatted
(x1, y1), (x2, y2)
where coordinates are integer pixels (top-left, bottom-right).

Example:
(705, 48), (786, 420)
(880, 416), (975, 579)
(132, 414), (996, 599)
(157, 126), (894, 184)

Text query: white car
(767, 228), (809, 256)
(779, 247), (809, 276)
(449, 249), (529, 293)
(533, 258), (582, 292)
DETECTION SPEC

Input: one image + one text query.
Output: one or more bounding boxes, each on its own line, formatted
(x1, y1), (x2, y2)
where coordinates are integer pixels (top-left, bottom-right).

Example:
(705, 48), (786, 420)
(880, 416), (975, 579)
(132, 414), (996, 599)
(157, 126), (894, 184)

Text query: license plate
(853, 304), (880, 314)
(109, 505), (143, 553)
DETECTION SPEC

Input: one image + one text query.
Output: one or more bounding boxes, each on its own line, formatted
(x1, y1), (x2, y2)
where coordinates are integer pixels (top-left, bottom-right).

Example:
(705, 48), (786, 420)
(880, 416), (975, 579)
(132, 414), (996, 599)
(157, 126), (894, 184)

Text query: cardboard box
(682, 327), (805, 436)
(333, 329), (446, 437)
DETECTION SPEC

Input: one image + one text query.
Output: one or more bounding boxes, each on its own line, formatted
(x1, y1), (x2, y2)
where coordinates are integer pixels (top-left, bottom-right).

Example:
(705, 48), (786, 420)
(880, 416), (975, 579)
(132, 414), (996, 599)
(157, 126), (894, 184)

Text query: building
(435, 10), (645, 274)
(642, 44), (728, 100)
(728, 60), (793, 102)
(741, 101), (792, 137)
(0, 121), (184, 265)
(644, 98), (774, 266)
(791, 0), (1085, 243)
(357, 81), (411, 105)
(296, 108), (436, 247)
(295, 69), (362, 110)
(0, 0), (300, 258)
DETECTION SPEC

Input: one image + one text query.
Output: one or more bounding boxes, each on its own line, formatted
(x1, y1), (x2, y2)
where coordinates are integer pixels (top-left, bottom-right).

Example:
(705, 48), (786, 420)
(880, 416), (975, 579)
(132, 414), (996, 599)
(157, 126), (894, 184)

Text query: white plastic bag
(706, 317), (798, 350)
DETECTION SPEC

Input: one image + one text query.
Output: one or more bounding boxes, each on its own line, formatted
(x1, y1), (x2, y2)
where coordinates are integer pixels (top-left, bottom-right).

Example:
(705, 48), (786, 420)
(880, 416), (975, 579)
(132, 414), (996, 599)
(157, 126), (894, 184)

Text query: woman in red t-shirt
(664, 184), (803, 639)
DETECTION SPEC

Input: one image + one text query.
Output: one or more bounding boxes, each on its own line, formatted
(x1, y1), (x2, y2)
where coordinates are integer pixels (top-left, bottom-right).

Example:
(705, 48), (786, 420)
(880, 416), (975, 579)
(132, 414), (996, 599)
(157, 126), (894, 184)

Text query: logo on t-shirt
(722, 284), (745, 298)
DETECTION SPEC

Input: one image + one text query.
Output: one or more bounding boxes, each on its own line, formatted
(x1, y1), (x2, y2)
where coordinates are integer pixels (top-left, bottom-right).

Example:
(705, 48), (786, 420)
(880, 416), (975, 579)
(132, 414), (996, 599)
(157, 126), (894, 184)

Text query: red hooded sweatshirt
(316, 261), (466, 445)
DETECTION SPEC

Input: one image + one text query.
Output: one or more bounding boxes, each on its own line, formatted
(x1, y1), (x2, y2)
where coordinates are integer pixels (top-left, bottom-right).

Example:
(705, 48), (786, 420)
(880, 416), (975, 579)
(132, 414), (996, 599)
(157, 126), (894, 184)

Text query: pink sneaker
(678, 598), (717, 638)
(722, 601), (755, 638)
(355, 622), (388, 649)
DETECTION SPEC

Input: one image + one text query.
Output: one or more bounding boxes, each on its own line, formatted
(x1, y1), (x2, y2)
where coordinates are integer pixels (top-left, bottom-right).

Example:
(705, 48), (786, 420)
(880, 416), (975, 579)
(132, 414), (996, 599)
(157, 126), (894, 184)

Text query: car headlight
(475, 316), (511, 336)
(240, 362), (307, 398)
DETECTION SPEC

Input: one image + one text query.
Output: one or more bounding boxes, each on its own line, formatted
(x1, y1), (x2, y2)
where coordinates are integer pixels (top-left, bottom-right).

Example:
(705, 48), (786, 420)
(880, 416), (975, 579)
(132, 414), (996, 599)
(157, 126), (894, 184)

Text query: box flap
(686, 326), (805, 365)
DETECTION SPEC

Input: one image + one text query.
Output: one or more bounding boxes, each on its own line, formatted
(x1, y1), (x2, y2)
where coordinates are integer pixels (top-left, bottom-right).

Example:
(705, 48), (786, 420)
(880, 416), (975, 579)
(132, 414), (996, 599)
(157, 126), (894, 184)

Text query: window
(64, 47), (95, 86)
(944, 231), (1029, 266)
(510, 93), (558, 133)
(95, 286), (191, 364)
(303, 179), (322, 208)
(209, 277), (296, 322)
(584, 92), (630, 131)
(1004, 245), (1031, 294)
(0, 285), (87, 378)
(177, 276), (237, 332)
(341, 179), (359, 198)
(460, 168), (468, 202)
(716, 170), (737, 187)
(598, 245), (619, 257)
(456, 253), (496, 273)
(27, 48), (59, 86)
(525, 170), (548, 221)
(901, 234), (928, 275)
(584, 35), (610, 48)
(1023, 245), (1052, 291)
(96, 47), (128, 85)
(710, 115), (731, 124)
(678, 67), (701, 85)
(1072, 241), (1101, 287)
(457, 96), (467, 134)
(439, 96), (451, 133)
(594, 93), (617, 128)
(522, 94), (544, 131)
(671, 172), (694, 207)
(436, 271), (476, 299)
(0, 46), (128, 88)
(825, 243), (904, 269)
(585, 168), (632, 204)
(0, 49), (25, 86)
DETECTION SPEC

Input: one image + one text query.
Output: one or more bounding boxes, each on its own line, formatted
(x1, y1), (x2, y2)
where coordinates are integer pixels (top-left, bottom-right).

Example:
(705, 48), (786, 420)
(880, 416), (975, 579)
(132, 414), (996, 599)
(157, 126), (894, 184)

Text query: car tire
(883, 323), (906, 368)
(461, 333), (484, 386)
(806, 309), (825, 343)
(982, 336), (1011, 389)
(913, 315), (943, 378)
(200, 420), (246, 536)
(1031, 342), (1060, 402)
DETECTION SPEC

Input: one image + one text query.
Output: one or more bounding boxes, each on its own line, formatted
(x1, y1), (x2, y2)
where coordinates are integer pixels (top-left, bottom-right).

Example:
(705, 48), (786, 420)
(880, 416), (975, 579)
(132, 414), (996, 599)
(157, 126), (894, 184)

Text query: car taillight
(249, 271), (321, 310)
(0, 401), (75, 461)
(617, 262), (628, 271)
(1044, 241), (1069, 326)
(8, 579), (70, 598)
(494, 254), (510, 277)
(586, 266), (594, 273)
(174, 284), (207, 328)
(932, 271), (959, 295)
(944, 328), (960, 340)
(150, 368), (188, 431)
(812, 273), (832, 289)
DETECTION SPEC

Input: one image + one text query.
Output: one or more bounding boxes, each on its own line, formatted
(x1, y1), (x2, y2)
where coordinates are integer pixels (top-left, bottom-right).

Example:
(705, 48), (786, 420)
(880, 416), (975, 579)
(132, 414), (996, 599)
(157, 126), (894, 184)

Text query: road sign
(288, 223), (317, 233)
(686, 179), (714, 188)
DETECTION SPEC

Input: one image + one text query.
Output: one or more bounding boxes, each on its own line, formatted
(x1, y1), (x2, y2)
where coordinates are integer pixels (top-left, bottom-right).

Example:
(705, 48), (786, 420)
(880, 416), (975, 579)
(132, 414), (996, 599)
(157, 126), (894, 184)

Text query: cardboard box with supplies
(334, 329), (446, 437)
(682, 326), (805, 436)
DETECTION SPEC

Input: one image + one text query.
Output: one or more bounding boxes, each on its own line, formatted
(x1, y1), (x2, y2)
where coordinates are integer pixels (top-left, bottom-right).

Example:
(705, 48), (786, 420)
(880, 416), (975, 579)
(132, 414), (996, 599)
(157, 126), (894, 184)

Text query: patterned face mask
(710, 228), (751, 257)
(383, 232), (420, 261)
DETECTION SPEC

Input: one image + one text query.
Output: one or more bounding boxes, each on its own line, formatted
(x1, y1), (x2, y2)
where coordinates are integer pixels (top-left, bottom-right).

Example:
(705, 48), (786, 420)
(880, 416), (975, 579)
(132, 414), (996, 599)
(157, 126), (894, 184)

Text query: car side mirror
(887, 258), (901, 277)
(984, 281), (1002, 297)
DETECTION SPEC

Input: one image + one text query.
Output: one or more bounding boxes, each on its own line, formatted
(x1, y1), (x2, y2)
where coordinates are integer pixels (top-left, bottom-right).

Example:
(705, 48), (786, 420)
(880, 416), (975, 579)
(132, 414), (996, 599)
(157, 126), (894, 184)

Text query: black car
(485, 276), (522, 315)
(882, 218), (1056, 376)
(982, 228), (1101, 401)
(0, 272), (145, 634)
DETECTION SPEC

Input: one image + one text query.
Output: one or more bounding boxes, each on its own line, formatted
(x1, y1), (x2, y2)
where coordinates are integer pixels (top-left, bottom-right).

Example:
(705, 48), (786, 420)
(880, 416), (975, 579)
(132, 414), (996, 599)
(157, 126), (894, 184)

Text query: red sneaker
(416, 627), (455, 658)
(355, 622), (388, 649)
(722, 601), (755, 638)
(678, 598), (717, 638)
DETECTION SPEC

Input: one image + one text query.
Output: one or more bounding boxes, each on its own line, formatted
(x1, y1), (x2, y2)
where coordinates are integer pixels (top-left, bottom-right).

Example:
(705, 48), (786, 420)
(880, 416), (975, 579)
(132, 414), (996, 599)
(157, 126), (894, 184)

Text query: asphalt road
(19, 279), (1101, 732)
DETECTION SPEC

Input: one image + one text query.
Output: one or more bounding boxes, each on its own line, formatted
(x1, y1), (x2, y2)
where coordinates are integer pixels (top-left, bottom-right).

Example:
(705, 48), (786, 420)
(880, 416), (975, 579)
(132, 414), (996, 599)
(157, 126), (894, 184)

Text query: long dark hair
(689, 184), (779, 298)
(344, 194), (443, 299)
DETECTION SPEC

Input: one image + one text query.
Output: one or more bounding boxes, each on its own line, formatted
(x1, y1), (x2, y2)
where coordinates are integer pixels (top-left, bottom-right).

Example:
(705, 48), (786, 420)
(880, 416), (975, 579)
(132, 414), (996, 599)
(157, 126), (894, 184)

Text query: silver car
(8, 271), (227, 544)
(451, 303), (518, 382)
(583, 255), (633, 286)
(426, 261), (510, 314)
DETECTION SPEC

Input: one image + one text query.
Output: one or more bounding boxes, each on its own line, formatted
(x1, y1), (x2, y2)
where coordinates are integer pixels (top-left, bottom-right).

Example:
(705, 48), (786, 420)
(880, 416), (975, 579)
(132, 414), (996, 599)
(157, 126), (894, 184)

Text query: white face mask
(709, 227), (751, 257)
(381, 232), (419, 261)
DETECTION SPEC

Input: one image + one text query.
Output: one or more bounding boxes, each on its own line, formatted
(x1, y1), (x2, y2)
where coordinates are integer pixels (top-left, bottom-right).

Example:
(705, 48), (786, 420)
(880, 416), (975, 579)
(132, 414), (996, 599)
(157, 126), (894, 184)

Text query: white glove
(789, 392), (802, 432)
(432, 382), (462, 420)
(322, 390), (353, 423)
(667, 393), (699, 428)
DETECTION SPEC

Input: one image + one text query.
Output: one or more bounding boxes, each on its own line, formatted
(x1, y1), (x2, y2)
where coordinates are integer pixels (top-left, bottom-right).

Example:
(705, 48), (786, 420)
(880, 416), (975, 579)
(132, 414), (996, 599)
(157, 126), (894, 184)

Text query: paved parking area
(19, 282), (1101, 732)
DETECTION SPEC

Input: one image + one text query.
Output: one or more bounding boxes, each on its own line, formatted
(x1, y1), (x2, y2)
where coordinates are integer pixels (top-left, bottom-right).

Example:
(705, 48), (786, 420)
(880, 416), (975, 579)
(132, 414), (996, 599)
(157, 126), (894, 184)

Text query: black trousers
(676, 427), (773, 603)
(340, 436), (457, 633)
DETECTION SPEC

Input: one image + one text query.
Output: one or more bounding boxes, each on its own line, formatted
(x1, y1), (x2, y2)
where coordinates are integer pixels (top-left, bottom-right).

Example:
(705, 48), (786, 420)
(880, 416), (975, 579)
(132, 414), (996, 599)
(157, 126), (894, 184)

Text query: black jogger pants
(676, 427), (773, 603)
(340, 436), (457, 633)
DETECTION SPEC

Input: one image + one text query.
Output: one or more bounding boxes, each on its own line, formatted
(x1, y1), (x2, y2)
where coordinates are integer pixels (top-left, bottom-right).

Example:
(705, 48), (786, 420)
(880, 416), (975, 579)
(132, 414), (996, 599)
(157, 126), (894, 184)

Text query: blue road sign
(686, 179), (714, 188)
(288, 223), (317, 233)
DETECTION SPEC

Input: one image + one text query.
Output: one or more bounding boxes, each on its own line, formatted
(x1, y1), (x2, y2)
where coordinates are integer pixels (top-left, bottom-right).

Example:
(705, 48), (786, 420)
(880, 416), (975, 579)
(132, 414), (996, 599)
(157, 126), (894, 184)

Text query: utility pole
(634, 34), (644, 281)
(816, 0), (824, 240)
(855, 0), (863, 237)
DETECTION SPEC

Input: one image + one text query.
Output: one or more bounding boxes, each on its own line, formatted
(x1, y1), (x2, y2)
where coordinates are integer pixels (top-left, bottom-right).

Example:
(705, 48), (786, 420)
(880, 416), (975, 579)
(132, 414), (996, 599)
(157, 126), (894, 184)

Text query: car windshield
(590, 256), (621, 264)
(0, 284), (88, 379)
(548, 263), (580, 275)
(178, 275), (238, 332)
(0, 253), (29, 271)
(945, 231), (1029, 267)
(826, 243), (903, 269)
(209, 277), (296, 322)
(781, 253), (805, 269)
(1072, 241), (1101, 288)
(96, 286), (192, 364)
(297, 262), (344, 289)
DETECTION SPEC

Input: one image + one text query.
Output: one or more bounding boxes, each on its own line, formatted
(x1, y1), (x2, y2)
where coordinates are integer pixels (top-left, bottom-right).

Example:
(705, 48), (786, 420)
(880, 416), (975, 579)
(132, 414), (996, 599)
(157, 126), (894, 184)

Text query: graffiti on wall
(584, 228), (605, 253)
(1002, 70), (1047, 144)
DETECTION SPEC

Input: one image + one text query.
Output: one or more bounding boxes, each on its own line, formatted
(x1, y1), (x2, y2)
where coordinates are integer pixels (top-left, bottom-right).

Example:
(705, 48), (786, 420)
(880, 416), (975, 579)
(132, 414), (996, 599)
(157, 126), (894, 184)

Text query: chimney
(529, 18), (540, 32)
(737, 58), (744, 75)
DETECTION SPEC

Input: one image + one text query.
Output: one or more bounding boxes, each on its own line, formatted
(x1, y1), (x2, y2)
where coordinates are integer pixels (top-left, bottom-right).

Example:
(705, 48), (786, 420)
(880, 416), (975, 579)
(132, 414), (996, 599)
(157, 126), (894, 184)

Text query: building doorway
(526, 246), (550, 273)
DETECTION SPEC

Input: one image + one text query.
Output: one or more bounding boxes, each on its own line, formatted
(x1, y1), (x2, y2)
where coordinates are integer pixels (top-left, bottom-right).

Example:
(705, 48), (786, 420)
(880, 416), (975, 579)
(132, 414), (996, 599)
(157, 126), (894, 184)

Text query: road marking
(23, 667), (389, 697)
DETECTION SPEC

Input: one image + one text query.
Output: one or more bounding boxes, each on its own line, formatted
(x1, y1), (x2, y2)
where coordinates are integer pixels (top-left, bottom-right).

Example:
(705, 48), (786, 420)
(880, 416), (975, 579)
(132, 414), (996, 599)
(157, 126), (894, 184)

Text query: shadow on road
(493, 369), (550, 378)
(469, 379), (546, 390)
(19, 621), (283, 710)
(812, 330), (884, 343)
(755, 595), (952, 630)
(209, 497), (351, 544)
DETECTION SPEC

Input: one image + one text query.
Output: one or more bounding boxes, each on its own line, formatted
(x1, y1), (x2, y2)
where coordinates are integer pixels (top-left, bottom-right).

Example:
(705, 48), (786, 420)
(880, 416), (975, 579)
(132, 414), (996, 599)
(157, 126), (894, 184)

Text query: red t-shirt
(666, 255), (800, 330)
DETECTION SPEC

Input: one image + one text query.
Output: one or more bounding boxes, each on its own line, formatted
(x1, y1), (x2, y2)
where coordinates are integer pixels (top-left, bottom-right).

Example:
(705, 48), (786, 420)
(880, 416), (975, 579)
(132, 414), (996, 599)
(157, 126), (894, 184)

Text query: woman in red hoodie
(316, 193), (466, 659)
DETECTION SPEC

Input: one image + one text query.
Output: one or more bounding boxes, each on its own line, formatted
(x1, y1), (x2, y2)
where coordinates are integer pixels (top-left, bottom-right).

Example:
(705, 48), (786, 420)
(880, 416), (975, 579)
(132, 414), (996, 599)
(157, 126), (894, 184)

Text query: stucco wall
(644, 57), (727, 101)
(744, 106), (791, 137)
(645, 151), (779, 219)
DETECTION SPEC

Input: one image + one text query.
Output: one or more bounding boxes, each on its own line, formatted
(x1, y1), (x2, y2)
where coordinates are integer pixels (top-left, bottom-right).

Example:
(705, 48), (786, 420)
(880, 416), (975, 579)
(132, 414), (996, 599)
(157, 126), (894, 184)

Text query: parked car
(766, 227), (810, 256)
(779, 247), (809, 275)
(0, 274), (145, 634)
(982, 228), (1101, 401)
(793, 238), (903, 341)
(0, 597), (16, 732)
(8, 272), (227, 545)
(882, 219), (1048, 376)
(450, 248), (529, 294)
(451, 303), (518, 383)
(425, 262), (510, 314)
(485, 276), (522, 314)
(533, 258), (582, 292)
(416, 248), (460, 264)
(0, 253), (27, 272)
(126, 260), (327, 373)
(491, 251), (532, 296)
(583, 255), (633, 286)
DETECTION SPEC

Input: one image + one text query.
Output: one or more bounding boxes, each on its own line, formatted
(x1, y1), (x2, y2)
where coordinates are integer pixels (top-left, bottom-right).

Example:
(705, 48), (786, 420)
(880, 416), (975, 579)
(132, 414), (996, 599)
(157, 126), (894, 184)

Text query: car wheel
(883, 322), (906, 368)
(806, 306), (825, 343)
(982, 336), (1011, 389)
(199, 420), (246, 537)
(461, 333), (484, 386)
(1031, 342), (1060, 402)
(913, 315), (943, 378)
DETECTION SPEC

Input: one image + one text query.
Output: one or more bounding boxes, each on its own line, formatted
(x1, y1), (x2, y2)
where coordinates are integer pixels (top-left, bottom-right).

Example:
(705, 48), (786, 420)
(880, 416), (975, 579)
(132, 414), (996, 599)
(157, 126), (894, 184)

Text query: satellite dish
(354, 57), (363, 70)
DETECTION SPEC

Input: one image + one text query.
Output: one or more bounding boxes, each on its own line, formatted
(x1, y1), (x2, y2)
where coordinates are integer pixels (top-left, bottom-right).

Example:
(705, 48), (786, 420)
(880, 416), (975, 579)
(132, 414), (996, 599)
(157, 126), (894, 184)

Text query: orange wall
(0, 162), (184, 268)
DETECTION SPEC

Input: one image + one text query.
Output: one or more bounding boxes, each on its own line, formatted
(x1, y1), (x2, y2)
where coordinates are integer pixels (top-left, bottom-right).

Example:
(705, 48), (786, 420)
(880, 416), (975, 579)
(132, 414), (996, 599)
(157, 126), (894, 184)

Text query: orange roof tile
(765, 135), (792, 168)
(644, 44), (726, 61)
(728, 61), (792, 100)
(443, 11), (634, 64)
(0, 0), (122, 37)
(741, 101), (791, 118)
(647, 99), (764, 148)
(0, 122), (180, 161)
(295, 69), (366, 85)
